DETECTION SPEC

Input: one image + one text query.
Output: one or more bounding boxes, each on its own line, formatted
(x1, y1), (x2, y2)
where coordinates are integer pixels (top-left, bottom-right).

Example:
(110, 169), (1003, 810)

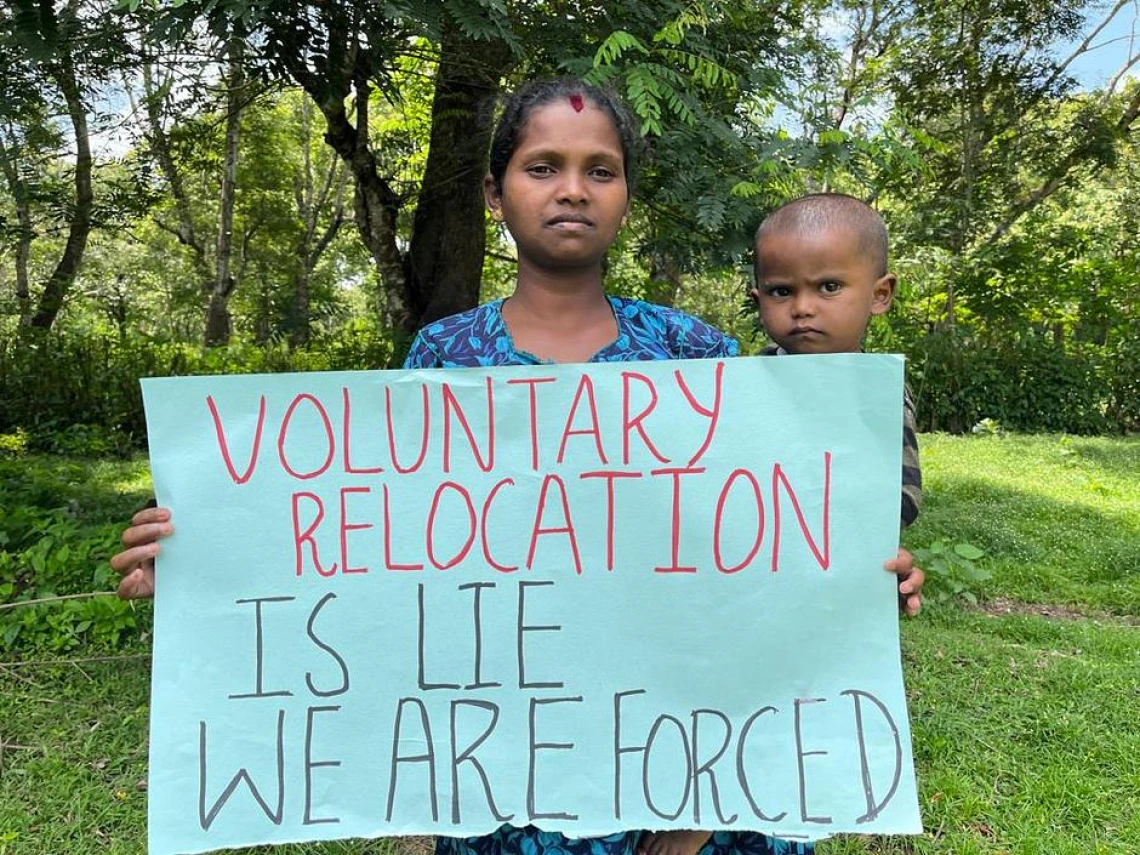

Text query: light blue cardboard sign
(141, 354), (921, 855)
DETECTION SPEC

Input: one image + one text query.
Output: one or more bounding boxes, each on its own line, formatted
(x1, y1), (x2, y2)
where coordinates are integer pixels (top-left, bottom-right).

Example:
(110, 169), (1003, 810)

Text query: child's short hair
(755, 193), (889, 277)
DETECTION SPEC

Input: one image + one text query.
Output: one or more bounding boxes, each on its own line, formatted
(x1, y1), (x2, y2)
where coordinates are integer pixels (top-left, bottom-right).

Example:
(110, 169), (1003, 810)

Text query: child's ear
(484, 175), (503, 222)
(748, 257), (763, 306)
(870, 273), (896, 315)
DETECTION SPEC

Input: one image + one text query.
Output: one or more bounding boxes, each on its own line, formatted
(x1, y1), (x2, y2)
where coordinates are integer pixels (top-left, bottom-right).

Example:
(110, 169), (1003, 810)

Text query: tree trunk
(204, 41), (245, 346)
(291, 268), (312, 345)
(291, 97), (317, 347)
(0, 135), (33, 323)
(29, 43), (93, 330)
(312, 26), (511, 337)
(318, 68), (409, 331)
(406, 24), (514, 328)
(647, 253), (685, 307)
(290, 98), (347, 347)
(140, 60), (213, 284)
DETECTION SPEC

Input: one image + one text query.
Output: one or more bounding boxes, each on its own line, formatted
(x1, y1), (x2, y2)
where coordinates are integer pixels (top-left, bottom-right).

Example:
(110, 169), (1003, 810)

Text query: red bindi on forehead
(569, 93), (585, 112)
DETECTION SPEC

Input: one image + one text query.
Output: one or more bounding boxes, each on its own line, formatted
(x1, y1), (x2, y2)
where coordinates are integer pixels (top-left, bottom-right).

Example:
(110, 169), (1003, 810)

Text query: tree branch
(1043, 0), (1132, 94)
(984, 83), (1140, 246)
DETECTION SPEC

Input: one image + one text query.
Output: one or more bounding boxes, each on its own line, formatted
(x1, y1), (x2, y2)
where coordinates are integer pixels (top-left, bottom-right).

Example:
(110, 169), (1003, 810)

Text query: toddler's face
(751, 225), (894, 354)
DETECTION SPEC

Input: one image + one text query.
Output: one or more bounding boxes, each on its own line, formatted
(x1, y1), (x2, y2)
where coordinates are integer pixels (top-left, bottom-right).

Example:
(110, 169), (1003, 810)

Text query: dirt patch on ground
(977, 597), (1140, 625)
(390, 837), (436, 855)
(979, 597), (1088, 620)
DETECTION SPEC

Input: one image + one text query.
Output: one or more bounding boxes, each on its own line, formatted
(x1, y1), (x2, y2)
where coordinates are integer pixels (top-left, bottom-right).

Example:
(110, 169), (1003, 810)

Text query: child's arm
(893, 388), (924, 615)
(901, 388), (922, 528)
(886, 548), (923, 617)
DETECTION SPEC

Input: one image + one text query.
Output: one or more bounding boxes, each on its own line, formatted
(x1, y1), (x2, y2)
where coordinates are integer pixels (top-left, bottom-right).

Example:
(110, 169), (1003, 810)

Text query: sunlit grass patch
(904, 434), (1140, 613)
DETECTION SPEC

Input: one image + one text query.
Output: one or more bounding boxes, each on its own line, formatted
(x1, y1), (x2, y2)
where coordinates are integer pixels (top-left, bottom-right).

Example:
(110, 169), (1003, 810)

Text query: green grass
(904, 434), (1140, 614)
(842, 611), (1140, 854)
(1, 434), (1138, 854)
(0, 659), (405, 855)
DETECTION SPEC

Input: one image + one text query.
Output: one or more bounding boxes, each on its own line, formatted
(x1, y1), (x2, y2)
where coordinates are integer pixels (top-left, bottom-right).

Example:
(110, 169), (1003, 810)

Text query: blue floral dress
(403, 296), (738, 368)
(404, 296), (811, 855)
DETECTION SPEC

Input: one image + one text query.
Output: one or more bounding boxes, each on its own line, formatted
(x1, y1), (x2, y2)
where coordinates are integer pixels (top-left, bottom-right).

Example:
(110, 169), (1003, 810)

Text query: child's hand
(637, 830), (712, 855)
(109, 506), (173, 600)
(885, 547), (923, 617)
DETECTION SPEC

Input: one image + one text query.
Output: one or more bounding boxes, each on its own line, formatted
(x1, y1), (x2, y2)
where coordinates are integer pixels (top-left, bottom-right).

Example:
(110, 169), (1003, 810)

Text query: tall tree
(287, 94), (348, 346)
(3, 0), (100, 329)
(0, 62), (57, 322)
(143, 0), (518, 335)
(791, 0), (1140, 328)
(134, 30), (254, 345)
(203, 37), (245, 345)
(134, 0), (812, 337)
(0, 0), (156, 331)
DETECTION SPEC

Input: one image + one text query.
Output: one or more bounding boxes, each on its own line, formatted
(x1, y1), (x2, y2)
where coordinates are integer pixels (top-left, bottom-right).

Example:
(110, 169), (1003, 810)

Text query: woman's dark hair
(487, 78), (640, 195)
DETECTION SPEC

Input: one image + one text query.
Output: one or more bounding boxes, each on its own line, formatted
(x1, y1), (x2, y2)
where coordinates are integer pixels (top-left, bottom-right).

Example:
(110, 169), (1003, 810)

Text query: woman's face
(486, 99), (629, 274)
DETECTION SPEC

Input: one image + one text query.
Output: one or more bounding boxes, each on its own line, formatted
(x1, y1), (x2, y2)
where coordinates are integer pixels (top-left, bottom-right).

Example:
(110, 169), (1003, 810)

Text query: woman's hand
(109, 506), (173, 600)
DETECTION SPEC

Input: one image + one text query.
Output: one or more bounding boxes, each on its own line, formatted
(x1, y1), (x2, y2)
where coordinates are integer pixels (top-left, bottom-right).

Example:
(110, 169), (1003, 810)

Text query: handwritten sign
(141, 354), (921, 855)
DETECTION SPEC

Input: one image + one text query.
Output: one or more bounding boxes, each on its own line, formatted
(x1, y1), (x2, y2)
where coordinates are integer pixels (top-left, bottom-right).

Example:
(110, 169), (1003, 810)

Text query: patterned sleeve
(671, 310), (740, 359)
(901, 386), (923, 528)
(402, 330), (441, 369)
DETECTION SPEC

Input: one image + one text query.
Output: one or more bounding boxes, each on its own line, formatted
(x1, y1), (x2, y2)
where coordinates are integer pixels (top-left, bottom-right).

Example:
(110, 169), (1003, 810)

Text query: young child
(750, 193), (922, 533)
(112, 84), (922, 855)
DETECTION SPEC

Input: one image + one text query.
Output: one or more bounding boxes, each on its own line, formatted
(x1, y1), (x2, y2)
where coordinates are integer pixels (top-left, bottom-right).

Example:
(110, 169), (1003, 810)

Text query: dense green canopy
(0, 0), (1137, 435)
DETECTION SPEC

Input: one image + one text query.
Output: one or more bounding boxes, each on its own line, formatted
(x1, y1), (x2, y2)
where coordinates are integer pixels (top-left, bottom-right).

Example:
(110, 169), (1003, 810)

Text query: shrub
(0, 327), (396, 450)
(902, 328), (1122, 435)
(0, 429), (29, 456)
(0, 457), (151, 654)
(0, 319), (1133, 441)
(1105, 328), (1140, 432)
(911, 540), (989, 605)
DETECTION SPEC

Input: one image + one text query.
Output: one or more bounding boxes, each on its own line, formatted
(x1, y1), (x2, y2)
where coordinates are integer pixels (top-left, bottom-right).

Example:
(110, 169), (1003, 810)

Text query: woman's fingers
(129, 504), (171, 527)
(117, 565), (156, 600)
(109, 541), (160, 576)
(119, 520), (172, 551)
(109, 506), (172, 600)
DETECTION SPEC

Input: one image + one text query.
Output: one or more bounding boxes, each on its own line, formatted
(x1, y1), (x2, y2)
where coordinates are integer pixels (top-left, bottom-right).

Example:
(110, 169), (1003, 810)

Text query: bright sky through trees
(1063, 2), (1139, 88)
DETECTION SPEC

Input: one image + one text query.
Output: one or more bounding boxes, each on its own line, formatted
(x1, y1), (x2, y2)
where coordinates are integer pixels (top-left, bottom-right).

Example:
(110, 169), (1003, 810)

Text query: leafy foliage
(0, 325), (398, 449)
(911, 539), (989, 604)
(0, 455), (150, 653)
(0, 0), (1139, 436)
(902, 328), (1127, 435)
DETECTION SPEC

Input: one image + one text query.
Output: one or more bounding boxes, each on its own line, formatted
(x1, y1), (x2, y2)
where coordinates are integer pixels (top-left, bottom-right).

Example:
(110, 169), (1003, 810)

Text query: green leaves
(0, 456), (147, 654)
(953, 543), (986, 561)
(914, 539), (991, 605)
(7, 0), (62, 62)
(587, 5), (750, 137)
(593, 30), (650, 67)
(445, 0), (519, 53)
(729, 180), (764, 198)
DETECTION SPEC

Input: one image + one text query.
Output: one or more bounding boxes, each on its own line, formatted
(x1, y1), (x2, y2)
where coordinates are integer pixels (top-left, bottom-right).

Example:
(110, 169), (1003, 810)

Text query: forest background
(1, 3), (1138, 851)
(1, 0), (1138, 446)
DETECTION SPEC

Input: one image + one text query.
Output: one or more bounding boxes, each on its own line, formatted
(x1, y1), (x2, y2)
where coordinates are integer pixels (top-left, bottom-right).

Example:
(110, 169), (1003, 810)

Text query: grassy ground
(1, 433), (1138, 854)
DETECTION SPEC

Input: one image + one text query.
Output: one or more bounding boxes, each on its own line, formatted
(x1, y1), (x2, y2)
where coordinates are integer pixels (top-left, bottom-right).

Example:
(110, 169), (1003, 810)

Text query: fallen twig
(0, 653), (151, 669)
(0, 591), (118, 611)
